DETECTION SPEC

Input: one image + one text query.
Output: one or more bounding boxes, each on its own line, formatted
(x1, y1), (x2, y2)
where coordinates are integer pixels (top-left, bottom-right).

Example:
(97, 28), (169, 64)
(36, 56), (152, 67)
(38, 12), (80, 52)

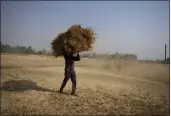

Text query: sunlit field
(1, 54), (169, 115)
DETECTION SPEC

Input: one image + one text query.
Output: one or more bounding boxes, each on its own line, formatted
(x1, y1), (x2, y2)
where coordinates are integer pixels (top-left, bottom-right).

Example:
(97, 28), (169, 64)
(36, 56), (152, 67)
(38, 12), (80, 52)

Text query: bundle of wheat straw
(51, 24), (96, 57)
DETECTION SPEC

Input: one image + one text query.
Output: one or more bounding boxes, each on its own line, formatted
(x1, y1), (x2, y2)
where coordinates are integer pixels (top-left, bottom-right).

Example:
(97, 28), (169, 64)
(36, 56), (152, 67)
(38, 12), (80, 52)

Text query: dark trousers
(60, 70), (76, 94)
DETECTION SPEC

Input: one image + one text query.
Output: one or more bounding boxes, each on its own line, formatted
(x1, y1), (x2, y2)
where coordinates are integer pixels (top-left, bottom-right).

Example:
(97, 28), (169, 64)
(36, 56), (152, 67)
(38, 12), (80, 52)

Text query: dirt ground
(1, 54), (170, 115)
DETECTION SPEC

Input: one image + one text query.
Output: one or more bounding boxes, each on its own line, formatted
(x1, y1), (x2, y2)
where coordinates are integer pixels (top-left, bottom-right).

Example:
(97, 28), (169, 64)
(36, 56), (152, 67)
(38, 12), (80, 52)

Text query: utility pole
(165, 44), (167, 61)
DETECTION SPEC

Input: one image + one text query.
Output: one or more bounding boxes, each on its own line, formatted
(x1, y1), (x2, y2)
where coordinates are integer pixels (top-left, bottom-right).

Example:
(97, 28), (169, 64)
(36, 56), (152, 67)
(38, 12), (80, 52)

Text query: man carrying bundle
(59, 52), (80, 95)
(51, 24), (96, 95)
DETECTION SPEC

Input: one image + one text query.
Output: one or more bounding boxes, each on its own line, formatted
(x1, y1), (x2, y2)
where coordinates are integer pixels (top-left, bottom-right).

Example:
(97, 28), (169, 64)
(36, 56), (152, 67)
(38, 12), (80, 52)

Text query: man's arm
(76, 53), (80, 61)
(72, 53), (80, 61)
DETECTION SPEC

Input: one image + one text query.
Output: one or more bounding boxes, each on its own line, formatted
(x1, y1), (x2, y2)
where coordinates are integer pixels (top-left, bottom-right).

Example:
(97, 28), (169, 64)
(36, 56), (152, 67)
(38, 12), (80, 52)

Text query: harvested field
(1, 54), (170, 115)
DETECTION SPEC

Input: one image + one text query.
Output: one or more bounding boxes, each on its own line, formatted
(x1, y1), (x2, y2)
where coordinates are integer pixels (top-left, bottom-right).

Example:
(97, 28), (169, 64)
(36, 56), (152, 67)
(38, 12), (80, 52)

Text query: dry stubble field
(1, 53), (170, 115)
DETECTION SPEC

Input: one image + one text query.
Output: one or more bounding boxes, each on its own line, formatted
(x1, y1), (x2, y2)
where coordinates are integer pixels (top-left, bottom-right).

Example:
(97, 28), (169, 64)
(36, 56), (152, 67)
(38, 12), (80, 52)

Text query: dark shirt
(64, 53), (80, 72)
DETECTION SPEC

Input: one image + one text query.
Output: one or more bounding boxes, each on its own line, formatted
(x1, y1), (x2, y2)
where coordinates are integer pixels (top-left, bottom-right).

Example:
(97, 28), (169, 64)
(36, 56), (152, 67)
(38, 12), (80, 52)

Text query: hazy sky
(1, 1), (169, 60)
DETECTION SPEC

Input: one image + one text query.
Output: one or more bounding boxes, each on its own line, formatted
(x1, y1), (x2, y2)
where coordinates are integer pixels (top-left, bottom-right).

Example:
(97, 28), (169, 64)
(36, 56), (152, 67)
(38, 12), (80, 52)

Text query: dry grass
(51, 24), (96, 56)
(103, 59), (170, 84)
(1, 54), (170, 115)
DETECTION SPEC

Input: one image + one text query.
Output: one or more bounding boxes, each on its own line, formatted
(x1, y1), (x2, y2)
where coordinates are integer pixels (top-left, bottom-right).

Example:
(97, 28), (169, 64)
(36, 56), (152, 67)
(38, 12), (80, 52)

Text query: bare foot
(57, 90), (63, 93)
(71, 93), (78, 96)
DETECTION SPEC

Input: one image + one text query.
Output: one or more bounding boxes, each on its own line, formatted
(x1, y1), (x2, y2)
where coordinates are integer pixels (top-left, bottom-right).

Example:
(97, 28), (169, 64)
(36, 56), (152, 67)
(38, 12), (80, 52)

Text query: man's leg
(59, 71), (70, 92)
(70, 71), (76, 95)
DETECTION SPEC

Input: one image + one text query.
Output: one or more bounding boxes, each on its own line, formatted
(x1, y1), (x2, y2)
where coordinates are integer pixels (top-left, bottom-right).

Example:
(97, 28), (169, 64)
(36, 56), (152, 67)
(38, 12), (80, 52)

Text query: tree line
(1, 43), (169, 64)
(1, 43), (51, 55)
(110, 53), (137, 60)
(0, 43), (138, 60)
(81, 52), (138, 61)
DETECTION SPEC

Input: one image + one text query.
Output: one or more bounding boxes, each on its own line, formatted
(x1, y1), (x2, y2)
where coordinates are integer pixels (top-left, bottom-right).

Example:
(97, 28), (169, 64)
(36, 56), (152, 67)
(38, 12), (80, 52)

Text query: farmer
(59, 51), (80, 95)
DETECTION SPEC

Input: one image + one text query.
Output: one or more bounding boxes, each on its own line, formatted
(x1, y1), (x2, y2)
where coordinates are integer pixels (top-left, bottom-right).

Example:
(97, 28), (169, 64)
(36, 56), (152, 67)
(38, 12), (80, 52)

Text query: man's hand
(72, 53), (80, 61)
(73, 53), (78, 57)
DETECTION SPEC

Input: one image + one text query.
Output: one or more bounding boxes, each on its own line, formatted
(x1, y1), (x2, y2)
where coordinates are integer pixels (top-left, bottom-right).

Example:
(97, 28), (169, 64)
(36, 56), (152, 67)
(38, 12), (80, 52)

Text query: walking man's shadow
(1, 79), (55, 92)
(1, 79), (78, 96)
